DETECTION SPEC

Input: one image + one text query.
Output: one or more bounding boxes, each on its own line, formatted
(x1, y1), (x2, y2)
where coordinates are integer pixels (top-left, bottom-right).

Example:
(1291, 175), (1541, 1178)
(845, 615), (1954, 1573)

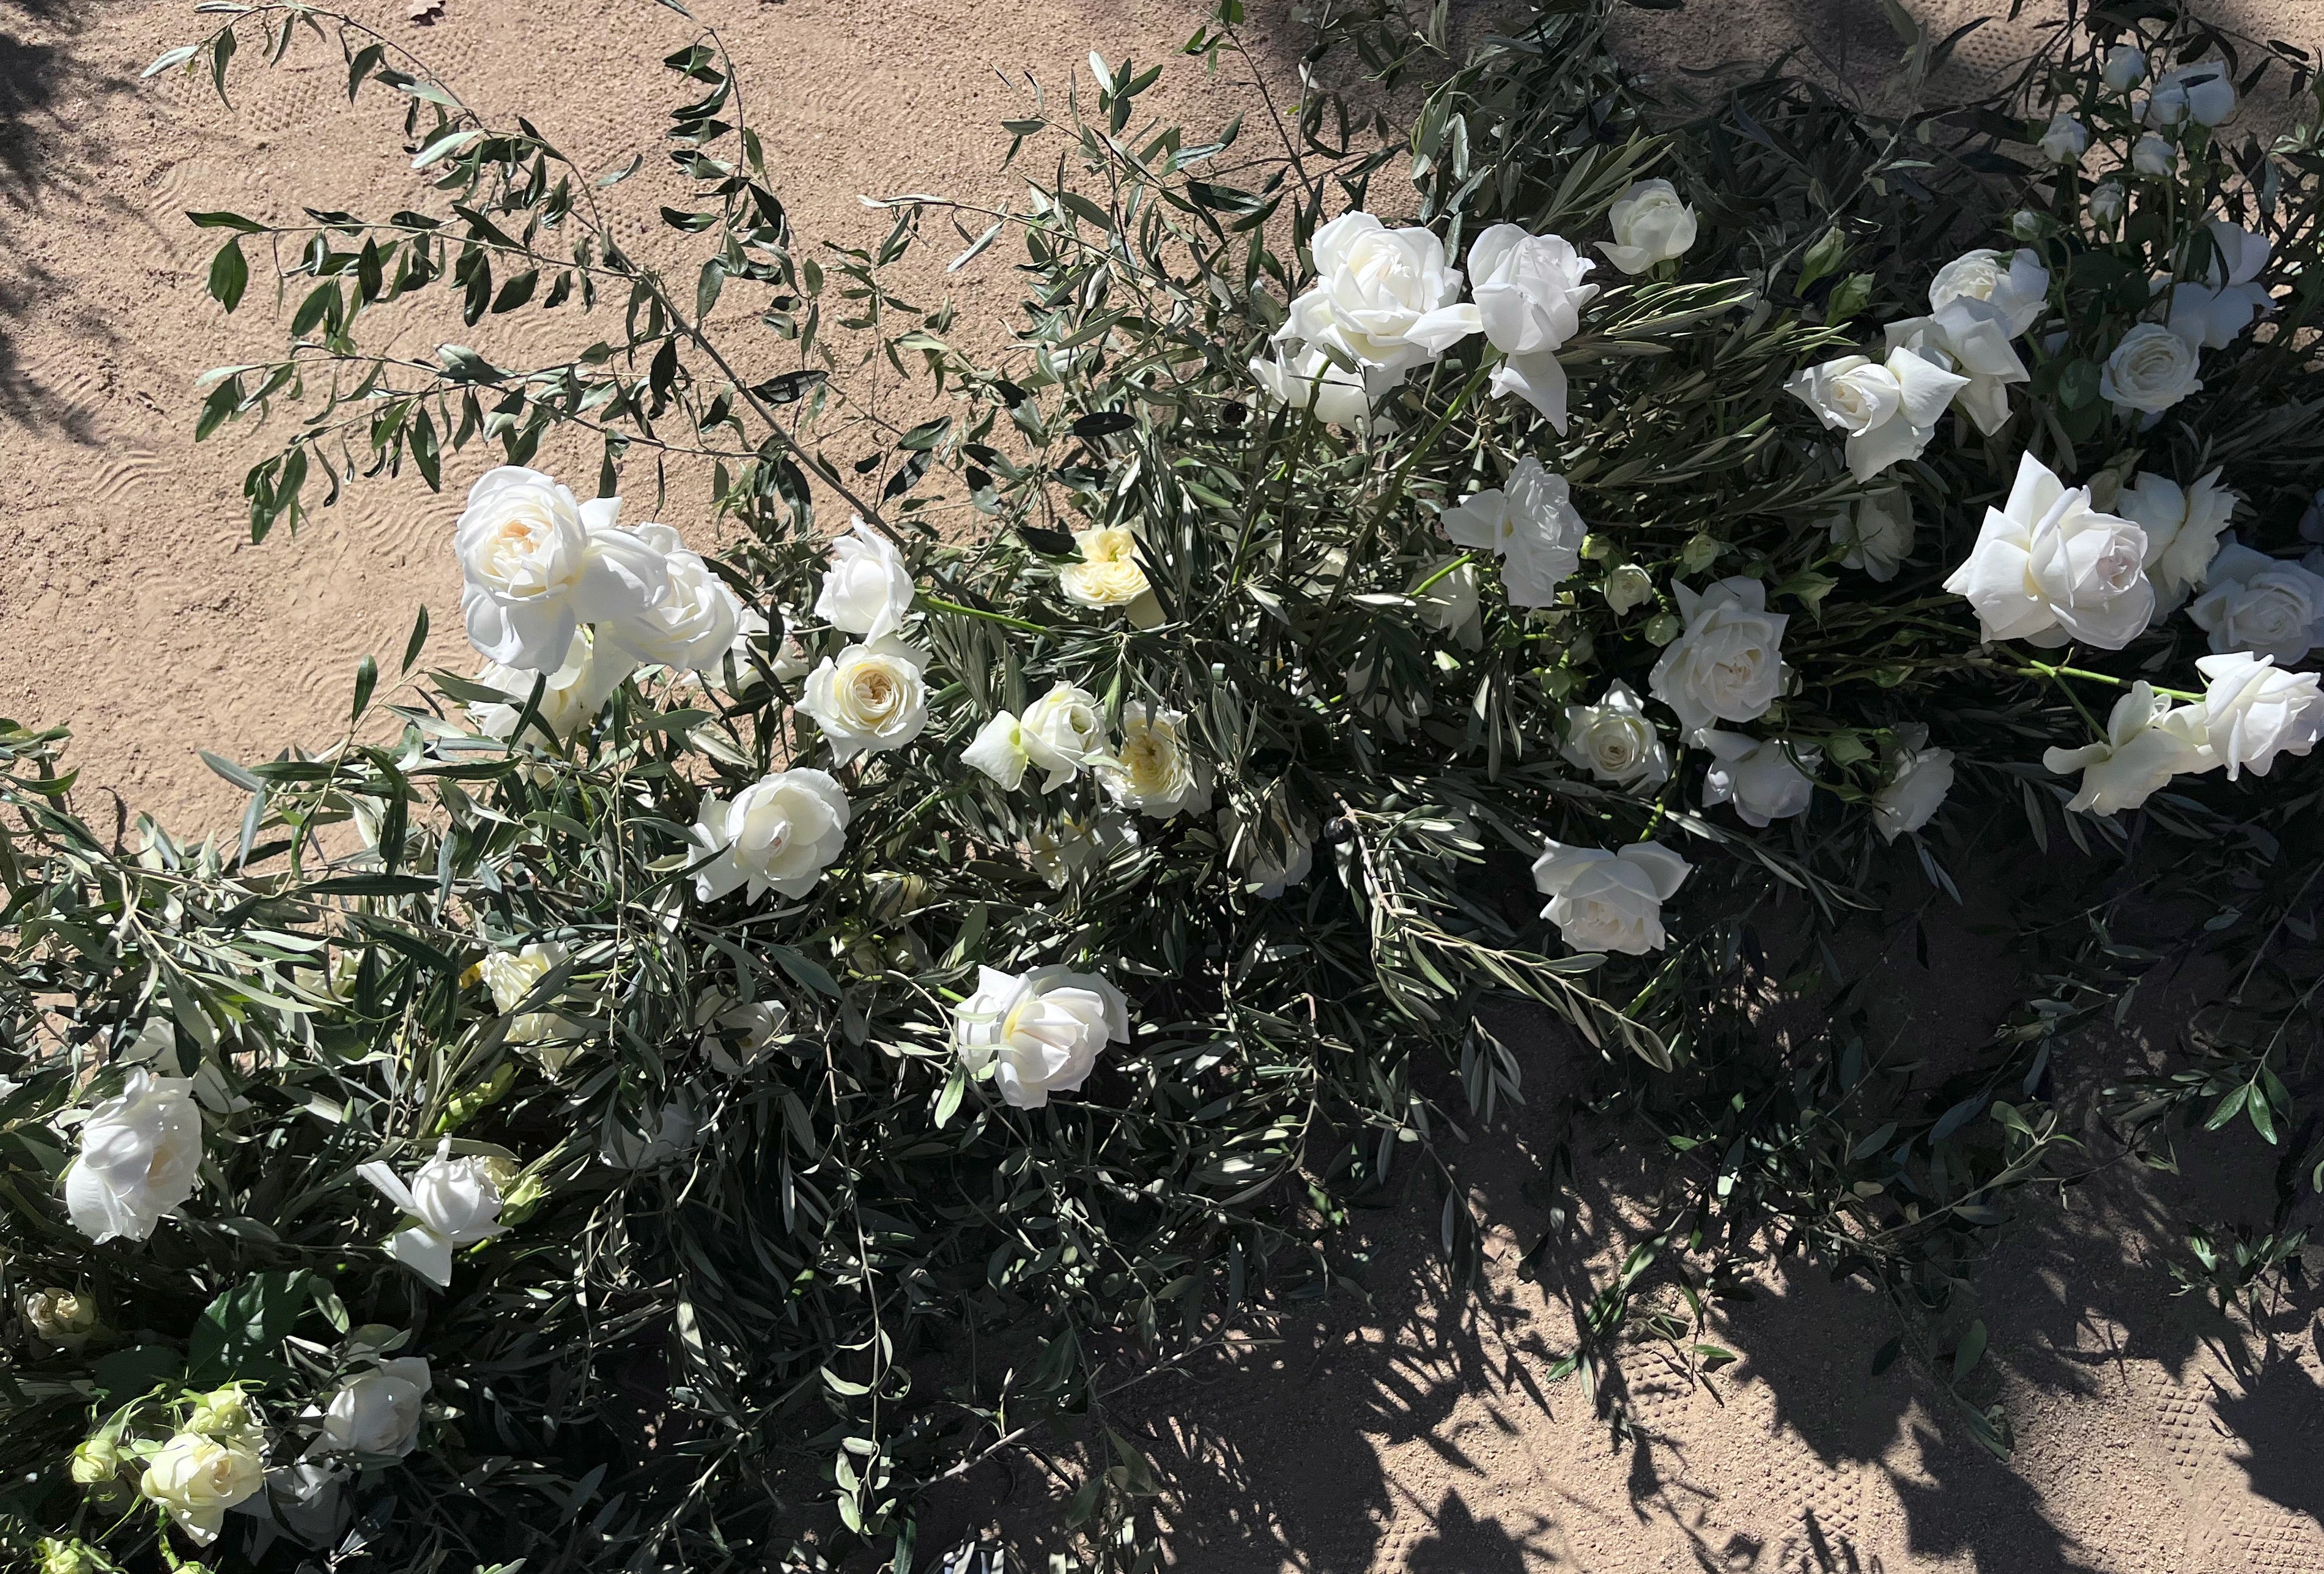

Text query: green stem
(2015, 660), (2202, 704)
(919, 595), (1054, 635)
(1407, 553), (1475, 597)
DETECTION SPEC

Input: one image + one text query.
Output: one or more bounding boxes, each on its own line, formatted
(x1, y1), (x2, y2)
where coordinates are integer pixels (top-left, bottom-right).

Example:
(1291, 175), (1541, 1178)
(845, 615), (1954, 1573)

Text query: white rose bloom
(2194, 652), (2324, 779)
(2101, 322), (2202, 414)
(814, 518), (914, 642)
(1248, 340), (1383, 434)
(1647, 577), (1790, 738)
(1218, 802), (1316, 897)
(2119, 467), (2239, 607)
(2102, 44), (2148, 93)
(1597, 179), (1698, 275)
(358, 1139), (511, 1289)
(1531, 839), (1691, 955)
(1603, 562), (1657, 614)
(1884, 305), (2029, 436)
(1942, 452), (2152, 649)
(602, 1095), (700, 1171)
(2131, 133), (2177, 178)
(1415, 557), (1483, 648)
(454, 467), (670, 671)
(1438, 456), (1587, 607)
(468, 630), (634, 743)
(1462, 224), (1599, 431)
(2038, 111), (2090, 165)
(2186, 544), (2324, 664)
(476, 940), (583, 1071)
(1785, 346), (1969, 481)
(2041, 682), (2213, 815)
(22, 1287), (100, 1349)
(1826, 490), (1915, 581)
(689, 768), (851, 902)
(1091, 703), (1209, 820)
(65, 1070), (202, 1244)
(767, 625), (813, 682)
(2088, 182), (2127, 226)
(603, 524), (744, 675)
(317, 1358), (432, 1458)
(1024, 812), (1139, 889)
(1871, 744), (1956, 842)
(2146, 60), (2236, 126)
(963, 710), (1043, 792)
(1019, 683), (1108, 790)
(696, 993), (789, 1075)
(140, 1430), (266, 1545)
(1701, 733), (1819, 826)
(1059, 526), (1159, 624)
(2163, 221), (2273, 349)
(1282, 210), (1475, 377)
(1928, 248), (2051, 338)
(953, 964), (1131, 1108)
(801, 637), (930, 765)
(1560, 681), (1670, 789)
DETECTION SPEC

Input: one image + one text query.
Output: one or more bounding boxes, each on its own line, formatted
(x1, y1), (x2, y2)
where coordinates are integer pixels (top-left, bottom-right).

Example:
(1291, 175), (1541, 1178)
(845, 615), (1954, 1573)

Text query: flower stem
(920, 595), (1054, 635)
(2013, 659), (2202, 704)
(1407, 553), (1475, 597)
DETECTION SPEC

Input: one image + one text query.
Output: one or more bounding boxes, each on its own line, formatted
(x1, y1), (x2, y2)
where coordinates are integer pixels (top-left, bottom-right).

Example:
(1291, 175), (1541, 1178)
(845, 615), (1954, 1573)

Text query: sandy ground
(5, 1), (2324, 1570)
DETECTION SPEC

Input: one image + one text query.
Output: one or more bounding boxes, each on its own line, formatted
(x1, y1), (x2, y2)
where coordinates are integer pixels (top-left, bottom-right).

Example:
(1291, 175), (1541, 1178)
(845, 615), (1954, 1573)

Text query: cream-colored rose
(1282, 210), (1473, 375)
(2187, 545), (2324, 664)
(476, 940), (585, 1071)
(1928, 248), (2050, 338)
(1647, 577), (1789, 739)
(65, 1070), (202, 1244)
(2101, 324), (2202, 413)
(317, 1357), (431, 1458)
(1598, 179), (1697, 274)
(1700, 733), (1819, 826)
(1249, 341), (1382, 433)
(468, 629), (635, 743)
(962, 710), (1035, 790)
(1786, 346), (1969, 481)
(140, 1430), (266, 1545)
(953, 964), (1131, 1108)
(22, 1287), (100, 1349)
(1531, 839), (1690, 954)
(1439, 456), (1587, 607)
(2041, 682), (2211, 815)
(1871, 744), (1955, 842)
(1019, 683), (1108, 790)
(454, 467), (670, 670)
(1942, 452), (2153, 649)
(689, 768), (851, 902)
(1024, 812), (1139, 889)
(358, 1139), (511, 1289)
(1058, 526), (1155, 620)
(801, 637), (930, 765)
(602, 524), (745, 675)
(1603, 562), (1657, 614)
(2118, 467), (2238, 607)
(2194, 652), (2324, 779)
(1560, 682), (1670, 789)
(1091, 703), (1208, 819)
(814, 518), (915, 642)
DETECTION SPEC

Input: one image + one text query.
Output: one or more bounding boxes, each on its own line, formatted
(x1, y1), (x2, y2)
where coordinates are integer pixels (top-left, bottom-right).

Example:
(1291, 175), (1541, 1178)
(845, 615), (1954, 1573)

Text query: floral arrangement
(5, 2), (2323, 1570)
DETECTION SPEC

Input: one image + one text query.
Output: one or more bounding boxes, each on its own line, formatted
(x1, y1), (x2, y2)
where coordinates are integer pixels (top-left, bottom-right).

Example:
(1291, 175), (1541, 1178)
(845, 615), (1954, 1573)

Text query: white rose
(1560, 681), (1670, 789)
(689, 768), (851, 902)
(1059, 526), (1159, 624)
(1438, 456), (1587, 607)
(2187, 544), (2324, 664)
(1598, 179), (1697, 275)
(1282, 210), (1473, 376)
(2101, 323), (2204, 415)
(476, 940), (584, 1070)
(359, 1139), (511, 1288)
(1826, 489), (1914, 581)
(1603, 562), (1657, 614)
(1785, 346), (1968, 481)
(318, 1358), (432, 1458)
(696, 993), (789, 1075)
(1024, 812), (1139, 889)
(1944, 451), (2153, 649)
(2119, 467), (2239, 607)
(953, 964), (1131, 1108)
(140, 1430), (266, 1544)
(963, 710), (1035, 791)
(2102, 44), (2148, 93)
(801, 637), (930, 765)
(1415, 557), (1482, 647)
(2194, 652), (2324, 779)
(1091, 703), (1209, 820)
(1019, 683), (1108, 790)
(2162, 222), (2272, 349)
(2146, 61), (2235, 126)
(1531, 839), (1690, 955)
(602, 1095), (700, 1171)
(1884, 305), (2029, 436)
(602, 524), (744, 675)
(2131, 133), (2177, 178)
(814, 518), (914, 642)
(1218, 801), (1316, 897)
(22, 1287), (100, 1349)
(2038, 111), (2089, 165)
(454, 467), (670, 670)
(2088, 182), (2127, 226)
(1647, 577), (1789, 738)
(2041, 682), (2212, 815)
(1248, 341), (1383, 434)
(468, 630), (635, 744)
(1929, 248), (2050, 338)
(65, 1069), (202, 1244)
(1464, 224), (1599, 431)
(1700, 733), (1819, 826)
(1872, 744), (1956, 841)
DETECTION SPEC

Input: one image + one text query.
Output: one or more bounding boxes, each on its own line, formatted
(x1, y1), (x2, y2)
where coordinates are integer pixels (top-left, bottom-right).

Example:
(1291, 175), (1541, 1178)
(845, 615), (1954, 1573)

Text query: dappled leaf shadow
(2210, 1327), (2324, 1529)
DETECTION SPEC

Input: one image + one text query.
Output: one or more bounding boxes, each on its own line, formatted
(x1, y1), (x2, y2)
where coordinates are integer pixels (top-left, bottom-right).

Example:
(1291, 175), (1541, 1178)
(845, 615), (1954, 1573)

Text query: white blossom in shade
(2186, 544), (2324, 664)
(1700, 733), (1819, 826)
(695, 993), (789, 1075)
(2162, 221), (2273, 349)
(1942, 451), (2153, 649)
(2038, 112), (2090, 165)
(688, 769), (851, 902)
(962, 710), (1035, 791)
(1597, 179), (1698, 275)
(603, 524), (744, 675)
(2117, 467), (2240, 608)
(1461, 224), (1599, 431)
(1024, 812), (1139, 889)
(140, 1430), (266, 1545)
(358, 1140), (510, 1289)
(1248, 340), (1383, 434)
(1415, 557), (1482, 648)
(601, 1094), (700, 1171)
(2088, 182), (2127, 226)
(21, 1287), (100, 1349)
(1560, 681), (1670, 789)
(1091, 703), (1209, 820)
(1825, 490), (1915, 581)
(2193, 652), (2324, 779)
(2145, 60), (2237, 126)
(317, 1358), (432, 1458)
(801, 637), (930, 765)
(1785, 346), (1969, 481)
(65, 1070), (202, 1244)
(814, 518), (914, 642)
(468, 630), (635, 744)
(1647, 577), (1789, 740)
(1281, 211), (1474, 377)
(453, 468), (670, 671)
(952, 965), (1131, 1108)
(2131, 133), (2177, 178)
(1603, 562), (1657, 614)
(1871, 743), (1956, 842)
(2041, 683), (2213, 815)
(1883, 306), (2029, 436)
(1928, 248), (2051, 339)
(1218, 801), (1316, 897)
(2102, 44), (2148, 93)
(1438, 457), (1587, 607)
(1019, 683), (1108, 790)
(2100, 322), (2202, 414)
(1530, 840), (1691, 955)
